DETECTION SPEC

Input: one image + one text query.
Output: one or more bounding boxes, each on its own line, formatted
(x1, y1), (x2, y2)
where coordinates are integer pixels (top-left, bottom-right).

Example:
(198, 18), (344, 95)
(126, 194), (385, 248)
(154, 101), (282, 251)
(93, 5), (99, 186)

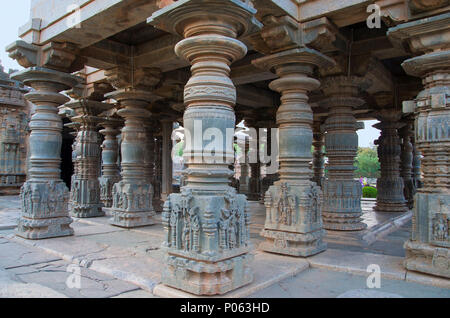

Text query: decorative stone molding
(320, 76), (368, 230)
(11, 67), (80, 239)
(408, 0), (449, 14)
(389, 13), (450, 278)
(149, 0), (261, 295)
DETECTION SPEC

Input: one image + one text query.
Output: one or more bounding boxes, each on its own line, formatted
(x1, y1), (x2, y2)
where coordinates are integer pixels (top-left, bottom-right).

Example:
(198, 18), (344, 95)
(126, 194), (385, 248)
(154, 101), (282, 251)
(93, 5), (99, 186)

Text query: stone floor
(0, 196), (449, 298)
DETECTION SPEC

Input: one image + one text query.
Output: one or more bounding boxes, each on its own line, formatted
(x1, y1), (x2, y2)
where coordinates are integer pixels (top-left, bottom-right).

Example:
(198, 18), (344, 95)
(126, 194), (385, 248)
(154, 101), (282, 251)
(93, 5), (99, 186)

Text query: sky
(0, 1), (30, 72)
(0, 1), (380, 148)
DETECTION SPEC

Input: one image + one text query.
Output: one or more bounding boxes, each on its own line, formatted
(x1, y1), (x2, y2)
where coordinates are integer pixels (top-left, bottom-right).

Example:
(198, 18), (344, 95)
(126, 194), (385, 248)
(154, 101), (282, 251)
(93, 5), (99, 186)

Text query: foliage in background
(362, 186), (378, 198)
(355, 146), (380, 178)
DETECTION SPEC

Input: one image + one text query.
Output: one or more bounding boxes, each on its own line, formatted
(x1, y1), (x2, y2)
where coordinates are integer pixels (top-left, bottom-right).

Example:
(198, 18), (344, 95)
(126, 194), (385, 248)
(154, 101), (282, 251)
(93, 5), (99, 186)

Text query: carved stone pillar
(65, 99), (109, 218)
(373, 110), (408, 213)
(312, 121), (325, 187)
(389, 13), (450, 278)
(99, 119), (122, 208)
(105, 67), (162, 228)
(7, 41), (83, 239)
(252, 14), (335, 256)
(149, 0), (260, 295)
(399, 119), (416, 209)
(320, 76), (367, 231)
(161, 119), (174, 201)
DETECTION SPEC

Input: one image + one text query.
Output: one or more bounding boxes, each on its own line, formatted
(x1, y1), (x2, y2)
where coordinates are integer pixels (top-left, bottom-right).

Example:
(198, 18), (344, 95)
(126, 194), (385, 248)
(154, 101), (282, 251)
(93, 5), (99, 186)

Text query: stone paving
(0, 196), (449, 298)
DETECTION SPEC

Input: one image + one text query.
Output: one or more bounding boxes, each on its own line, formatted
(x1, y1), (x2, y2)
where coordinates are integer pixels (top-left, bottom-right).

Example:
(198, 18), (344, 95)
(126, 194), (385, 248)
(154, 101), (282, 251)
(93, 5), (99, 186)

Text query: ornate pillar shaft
(253, 34), (334, 256)
(373, 112), (408, 213)
(13, 67), (79, 239)
(400, 119), (416, 209)
(239, 141), (250, 194)
(321, 76), (366, 230)
(99, 120), (122, 208)
(389, 12), (450, 278)
(149, 0), (260, 295)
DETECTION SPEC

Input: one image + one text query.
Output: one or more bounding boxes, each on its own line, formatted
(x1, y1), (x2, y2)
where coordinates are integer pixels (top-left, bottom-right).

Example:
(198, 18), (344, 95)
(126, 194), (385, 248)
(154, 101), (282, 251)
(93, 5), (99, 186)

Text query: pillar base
(109, 210), (156, 228)
(405, 240), (450, 279)
(374, 201), (408, 213)
(162, 252), (253, 296)
(109, 181), (156, 228)
(322, 179), (366, 231)
(259, 229), (326, 257)
(16, 216), (74, 240)
(19, 180), (73, 239)
(323, 212), (367, 231)
(71, 204), (105, 218)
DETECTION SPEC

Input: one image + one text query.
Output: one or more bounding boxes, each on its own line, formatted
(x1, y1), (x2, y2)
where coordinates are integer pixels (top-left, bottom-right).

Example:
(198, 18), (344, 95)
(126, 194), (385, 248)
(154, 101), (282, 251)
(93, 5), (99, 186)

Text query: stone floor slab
(307, 248), (407, 281)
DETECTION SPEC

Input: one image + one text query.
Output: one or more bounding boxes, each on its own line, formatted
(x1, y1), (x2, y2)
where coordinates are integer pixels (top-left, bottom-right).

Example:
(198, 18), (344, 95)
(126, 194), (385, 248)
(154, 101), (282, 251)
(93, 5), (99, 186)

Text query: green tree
(355, 146), (380, 178)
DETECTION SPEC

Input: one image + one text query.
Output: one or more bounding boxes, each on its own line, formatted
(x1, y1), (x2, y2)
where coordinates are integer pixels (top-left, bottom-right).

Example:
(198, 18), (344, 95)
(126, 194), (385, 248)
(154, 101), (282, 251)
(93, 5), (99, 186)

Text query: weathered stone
(149, 0), (261, 295)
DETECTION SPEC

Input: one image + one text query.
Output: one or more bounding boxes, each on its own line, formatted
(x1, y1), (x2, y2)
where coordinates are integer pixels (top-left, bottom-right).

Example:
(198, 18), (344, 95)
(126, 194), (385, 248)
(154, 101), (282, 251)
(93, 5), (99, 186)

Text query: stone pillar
(373, 110), (408, 213)
(389, 13), (450, 278)
(320, 76), (367, 231)
(12, 68), (79, 238)
(105, 67), (162, 227)
(99, 119), (122, 208)
(149, 0), (260, 295)
(312, 121), (325, 187)
(252, 14), (335, 256)
(399, 119), (416, 209)
(161, 119), (173, 201)
(66, 99), (109, 218)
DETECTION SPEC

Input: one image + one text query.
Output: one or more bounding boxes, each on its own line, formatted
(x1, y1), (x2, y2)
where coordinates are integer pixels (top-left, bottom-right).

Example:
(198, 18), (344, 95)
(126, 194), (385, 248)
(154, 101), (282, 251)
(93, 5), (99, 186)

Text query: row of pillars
(9, 1), (449, 295)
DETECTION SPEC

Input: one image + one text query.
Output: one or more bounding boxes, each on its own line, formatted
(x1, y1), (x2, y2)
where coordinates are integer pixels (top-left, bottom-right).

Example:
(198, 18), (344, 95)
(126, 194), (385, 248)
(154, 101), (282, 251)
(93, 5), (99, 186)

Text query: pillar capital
(6, 40), (84, 73)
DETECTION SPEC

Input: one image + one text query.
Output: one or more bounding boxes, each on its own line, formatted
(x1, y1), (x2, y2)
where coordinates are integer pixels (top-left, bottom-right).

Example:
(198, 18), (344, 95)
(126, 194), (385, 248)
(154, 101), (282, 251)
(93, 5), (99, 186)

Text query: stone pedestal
(66, 99), (109, 218)
(253, 44), (334, 256)
(106, 89), (157, 228)
(399, 119), (416, 209)
(389, 13), (450, 278)
(374, 112), (408, 213)
(99, 119), (122, 208)
(321, 76), (367, 231)
(149, 0), (260, 295)
(12, 67), (79, 239)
